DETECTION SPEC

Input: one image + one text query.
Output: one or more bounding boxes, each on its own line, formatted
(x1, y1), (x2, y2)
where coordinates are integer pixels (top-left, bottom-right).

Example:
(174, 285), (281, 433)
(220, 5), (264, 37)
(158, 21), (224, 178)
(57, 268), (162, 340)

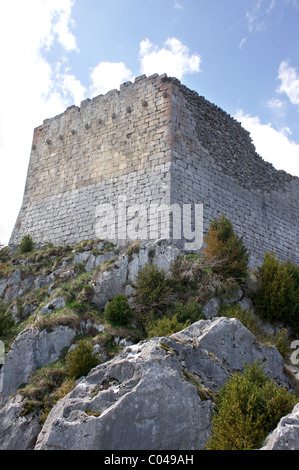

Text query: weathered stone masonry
(9, 73), (299, 266)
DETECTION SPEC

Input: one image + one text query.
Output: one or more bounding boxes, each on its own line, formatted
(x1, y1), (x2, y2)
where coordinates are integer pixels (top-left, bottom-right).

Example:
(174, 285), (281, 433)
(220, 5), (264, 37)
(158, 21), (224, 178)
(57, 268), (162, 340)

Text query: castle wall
(10, 74), (172, 246)
(170, 79), (299, 266)
(9, 74), (299, 266)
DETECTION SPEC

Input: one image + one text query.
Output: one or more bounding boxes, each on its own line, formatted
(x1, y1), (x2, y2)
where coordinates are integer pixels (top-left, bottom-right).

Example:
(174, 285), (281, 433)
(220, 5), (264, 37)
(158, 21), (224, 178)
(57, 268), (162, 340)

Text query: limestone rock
(34, 317), (292, 450)
(37, 295), (66, 316)
(260, 403), (299, 450)
(91, 255), (129, 309)
(0, 325), (77, 404)
(0, 278), (7, 297)
(202, 297), (221, 319)
(0, 394), (41, 450)
(127, 247), (149, 284)
(152, 243), (181, 274)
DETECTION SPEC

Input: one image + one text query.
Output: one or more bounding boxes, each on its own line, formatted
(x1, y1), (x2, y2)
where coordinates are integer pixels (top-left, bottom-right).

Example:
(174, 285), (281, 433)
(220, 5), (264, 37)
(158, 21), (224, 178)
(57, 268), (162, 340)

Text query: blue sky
(0, 0), (299, 244)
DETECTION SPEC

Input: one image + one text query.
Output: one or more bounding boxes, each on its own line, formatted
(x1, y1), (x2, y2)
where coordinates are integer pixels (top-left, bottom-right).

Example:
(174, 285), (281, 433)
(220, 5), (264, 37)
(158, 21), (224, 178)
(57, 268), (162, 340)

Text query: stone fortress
(9, 73), (299, 267)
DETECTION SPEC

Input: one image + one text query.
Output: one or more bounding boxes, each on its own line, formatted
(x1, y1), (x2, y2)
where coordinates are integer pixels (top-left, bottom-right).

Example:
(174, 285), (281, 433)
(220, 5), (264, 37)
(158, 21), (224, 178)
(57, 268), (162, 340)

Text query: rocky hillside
(0, 237), (298, 450)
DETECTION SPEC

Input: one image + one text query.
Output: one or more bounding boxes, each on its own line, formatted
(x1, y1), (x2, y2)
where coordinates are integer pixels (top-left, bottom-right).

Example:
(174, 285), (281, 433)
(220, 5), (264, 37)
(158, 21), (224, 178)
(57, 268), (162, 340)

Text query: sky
(0, 0), (299, 245)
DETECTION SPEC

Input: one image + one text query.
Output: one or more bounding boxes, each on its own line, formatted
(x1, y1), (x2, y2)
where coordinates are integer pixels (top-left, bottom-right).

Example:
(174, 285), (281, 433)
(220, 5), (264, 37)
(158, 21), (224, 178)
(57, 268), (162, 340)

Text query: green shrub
(206, 361), (297, 450)
(253, 252), (299, 333)
(146, 314), (188, 339)
(104, 294), (132, 326)
(66, 340), (99, 379)
(173, 300), (204, 324)
(133, 264), (170, 307)
(19, 234), (34, 254)
(170, 256), (202, 287)
(203, 215), (249, 281)
(19, 362), (75, 423)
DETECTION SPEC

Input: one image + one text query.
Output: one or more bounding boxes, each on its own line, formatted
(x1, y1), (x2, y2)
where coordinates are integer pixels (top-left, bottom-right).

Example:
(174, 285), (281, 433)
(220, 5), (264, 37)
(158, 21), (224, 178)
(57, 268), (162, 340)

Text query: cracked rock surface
(34, 317), (292, 450)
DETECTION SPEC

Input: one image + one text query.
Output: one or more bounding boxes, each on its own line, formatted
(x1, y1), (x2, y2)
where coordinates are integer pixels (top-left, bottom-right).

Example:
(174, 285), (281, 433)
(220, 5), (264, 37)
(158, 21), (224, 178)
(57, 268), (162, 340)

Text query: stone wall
(10, 74), (172, 246)
(9, 74), (299, 266)
(169, 78), (299, 266)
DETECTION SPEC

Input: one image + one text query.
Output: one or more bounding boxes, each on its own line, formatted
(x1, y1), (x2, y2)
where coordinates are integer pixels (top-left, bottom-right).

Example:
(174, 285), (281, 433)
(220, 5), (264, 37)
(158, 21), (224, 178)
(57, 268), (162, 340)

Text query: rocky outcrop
(0, 240), (298, 450)
(261, 403), (299, 450)
(0, 394), (41, 450)
(92, 242), (180, 309)
(34, 317), (293, 450)
(0, 325), (77, 405)
(0, 241), (181, 406)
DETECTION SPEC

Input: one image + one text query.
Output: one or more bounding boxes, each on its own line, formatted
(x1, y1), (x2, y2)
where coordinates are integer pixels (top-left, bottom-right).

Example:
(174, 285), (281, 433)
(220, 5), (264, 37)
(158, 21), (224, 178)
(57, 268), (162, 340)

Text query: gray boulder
(34, 317), (292, 451)
(0, 394), (41, 450)
(91, 255), (129, 309)
(37, 295), (66, 316)
(261, 403), (299, 450)
(152, 243), (181, 274)
(0, 325), (77, 404)
(127, 247), (149, 284)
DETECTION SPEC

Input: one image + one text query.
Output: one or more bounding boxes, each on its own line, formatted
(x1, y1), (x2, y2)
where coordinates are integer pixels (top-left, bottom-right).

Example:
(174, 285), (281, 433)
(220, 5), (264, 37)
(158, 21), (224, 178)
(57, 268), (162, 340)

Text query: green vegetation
(203, 214), (249, 281)
(0, 301), (15, 338)
(145, 313), (188, 338)
(19, 234), (34, 254)
(173, 300), (204, 324)
(104, 294), (133, 326)
(19, 361), (75, 423)
(65, 339), (99, 380)
(206, 361), (297, 450)
(133, 263), (171, 308)
(219, 303), (290, 359)
(253, 252), (299, 334)
(0, 223), (298, 443)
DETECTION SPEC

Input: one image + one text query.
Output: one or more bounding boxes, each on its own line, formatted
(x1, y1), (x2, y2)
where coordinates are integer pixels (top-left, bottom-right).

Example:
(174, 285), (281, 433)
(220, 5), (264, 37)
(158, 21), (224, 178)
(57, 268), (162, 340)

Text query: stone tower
(9, 74), (299, 266)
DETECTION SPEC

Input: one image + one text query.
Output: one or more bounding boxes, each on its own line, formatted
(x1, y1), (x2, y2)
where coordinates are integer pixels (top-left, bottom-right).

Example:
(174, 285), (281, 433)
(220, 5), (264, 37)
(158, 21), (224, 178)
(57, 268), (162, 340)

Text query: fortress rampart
(9, 74), (299, 266)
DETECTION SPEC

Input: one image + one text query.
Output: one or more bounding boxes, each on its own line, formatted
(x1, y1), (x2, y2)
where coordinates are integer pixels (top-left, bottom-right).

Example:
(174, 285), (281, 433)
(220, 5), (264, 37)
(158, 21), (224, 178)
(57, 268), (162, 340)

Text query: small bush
(173, 300), (204, 324)
(206, 361), (297, 450)
(66, 340), (99, 379)
(171, 256), (202, 287)
(19, 363), (75, 423)
(104, 294), (132, 326)
(126, 241), (140, 257)
(146, 314), (188, 339)
(253, 252), (299, 333)
(203, 215), (249, 281)
(133, 264), (170, 307)
(19, 234), (34, 254)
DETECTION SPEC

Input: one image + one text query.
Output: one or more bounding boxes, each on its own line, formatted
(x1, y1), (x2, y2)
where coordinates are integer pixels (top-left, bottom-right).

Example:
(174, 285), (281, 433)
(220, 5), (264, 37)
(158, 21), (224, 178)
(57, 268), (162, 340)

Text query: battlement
(10, 73), (299, 266)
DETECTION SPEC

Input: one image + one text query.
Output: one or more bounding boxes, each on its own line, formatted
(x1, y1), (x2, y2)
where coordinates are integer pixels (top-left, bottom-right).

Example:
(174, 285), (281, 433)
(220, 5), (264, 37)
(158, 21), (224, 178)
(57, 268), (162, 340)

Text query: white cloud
(53, 2), (78, 52)
(235, 110), (299, 177)
(277, 61), (299, 106)
(246, 0), (266, 34)
(89, 62), (134, 97)
(266, 98), (286, 112)
(139, 37), (201, 80)
(60, 73), (87, 105)
(174, 1), (183, 10)
(239, 37), (248, 49)
(0, 0), (80, 244)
